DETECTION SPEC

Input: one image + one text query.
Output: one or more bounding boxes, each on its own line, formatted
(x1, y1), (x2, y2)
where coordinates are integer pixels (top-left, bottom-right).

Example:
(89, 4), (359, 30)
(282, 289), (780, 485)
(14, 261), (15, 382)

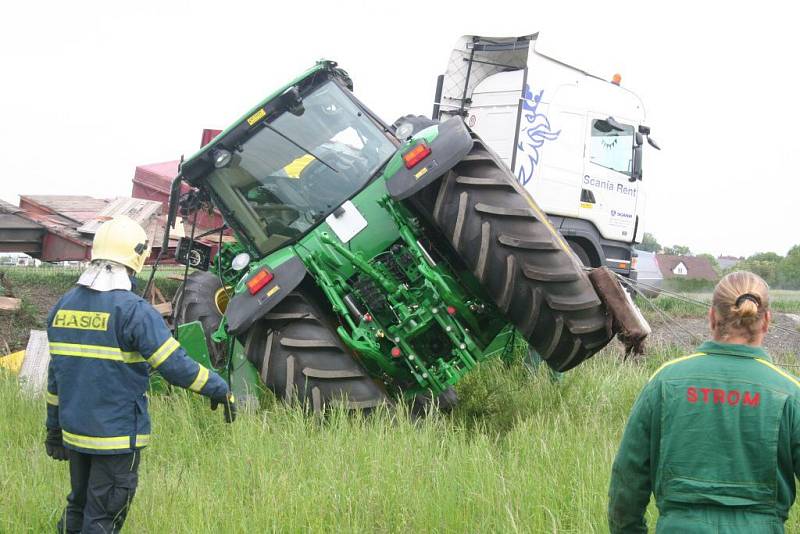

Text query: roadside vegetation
(638, 232), (800, 290)
(0, 345), (658, 532)
(635, 291), (800, 321)
(0, 267), (181, 352)
(2, 269), (800, 531)
(4, 343), (800, 532)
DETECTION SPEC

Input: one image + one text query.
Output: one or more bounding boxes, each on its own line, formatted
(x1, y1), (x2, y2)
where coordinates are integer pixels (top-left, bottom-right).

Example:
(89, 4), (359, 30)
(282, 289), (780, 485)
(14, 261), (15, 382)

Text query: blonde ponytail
(732, 294), (760, 319)
(712, 271), (769, 342)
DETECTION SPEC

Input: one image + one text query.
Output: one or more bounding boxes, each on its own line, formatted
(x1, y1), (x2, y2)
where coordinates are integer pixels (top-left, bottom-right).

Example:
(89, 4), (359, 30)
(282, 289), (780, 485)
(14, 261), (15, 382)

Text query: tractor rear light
(246, 268), (274, 295)
(446, 306), (456, 315)
(402, 142), (431, 169)
(391, 346), (402, 358)
(363, 313), (373, 323)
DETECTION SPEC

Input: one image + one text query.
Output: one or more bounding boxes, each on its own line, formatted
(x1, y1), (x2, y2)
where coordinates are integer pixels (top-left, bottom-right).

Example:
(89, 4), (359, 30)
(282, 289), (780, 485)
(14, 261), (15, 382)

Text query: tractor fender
(225, 255), (307, 336)
(386, 117), (473, 200)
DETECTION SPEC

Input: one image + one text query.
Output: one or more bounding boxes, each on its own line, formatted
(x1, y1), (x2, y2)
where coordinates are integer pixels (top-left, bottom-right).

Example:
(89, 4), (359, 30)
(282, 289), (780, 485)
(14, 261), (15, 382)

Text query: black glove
(45, 428), (68, 461)
(211, 393), (237, 423)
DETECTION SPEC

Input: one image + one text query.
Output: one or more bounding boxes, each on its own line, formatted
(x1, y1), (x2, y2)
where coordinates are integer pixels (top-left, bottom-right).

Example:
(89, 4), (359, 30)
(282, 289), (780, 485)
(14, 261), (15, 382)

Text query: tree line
(637, 233), (800, 289)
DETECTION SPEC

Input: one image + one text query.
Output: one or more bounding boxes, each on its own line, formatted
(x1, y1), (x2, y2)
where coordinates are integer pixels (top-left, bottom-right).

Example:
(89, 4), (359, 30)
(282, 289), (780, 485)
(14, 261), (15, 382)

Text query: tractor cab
(182, 65), (397, 258)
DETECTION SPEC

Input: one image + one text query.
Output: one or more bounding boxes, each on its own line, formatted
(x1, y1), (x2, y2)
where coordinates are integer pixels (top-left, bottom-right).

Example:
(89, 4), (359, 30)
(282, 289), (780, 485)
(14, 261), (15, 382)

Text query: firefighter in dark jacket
(44, 216), (236, 533)
(608, 271), (800, 533)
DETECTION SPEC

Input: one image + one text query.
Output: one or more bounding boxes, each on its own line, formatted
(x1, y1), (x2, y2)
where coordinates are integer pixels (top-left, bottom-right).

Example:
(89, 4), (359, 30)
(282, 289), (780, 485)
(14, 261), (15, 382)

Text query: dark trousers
(56, 449), (140, 534)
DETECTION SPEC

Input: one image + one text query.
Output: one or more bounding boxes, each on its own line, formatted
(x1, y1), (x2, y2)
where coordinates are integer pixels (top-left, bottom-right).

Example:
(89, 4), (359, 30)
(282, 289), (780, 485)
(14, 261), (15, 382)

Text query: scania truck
(432, 33), (660, 279)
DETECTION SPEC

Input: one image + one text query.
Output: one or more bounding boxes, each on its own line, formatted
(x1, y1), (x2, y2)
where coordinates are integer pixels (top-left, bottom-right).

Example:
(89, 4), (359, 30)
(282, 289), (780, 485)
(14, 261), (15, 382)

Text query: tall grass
(5, 346), (799, 533)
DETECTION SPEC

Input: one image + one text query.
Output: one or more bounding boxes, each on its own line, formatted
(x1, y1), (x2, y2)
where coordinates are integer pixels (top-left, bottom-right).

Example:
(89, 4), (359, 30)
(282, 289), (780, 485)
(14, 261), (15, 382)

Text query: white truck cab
(433, 33), (658, 277)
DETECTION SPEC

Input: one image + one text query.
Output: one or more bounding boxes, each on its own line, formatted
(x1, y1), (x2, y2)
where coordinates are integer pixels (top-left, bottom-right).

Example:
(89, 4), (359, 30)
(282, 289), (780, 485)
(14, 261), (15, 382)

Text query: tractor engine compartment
(303, 195), (505, 398)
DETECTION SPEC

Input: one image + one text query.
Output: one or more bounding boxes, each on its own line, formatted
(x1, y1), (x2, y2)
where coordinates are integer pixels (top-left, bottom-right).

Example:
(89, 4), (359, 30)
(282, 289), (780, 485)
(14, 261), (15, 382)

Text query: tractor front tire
(172, 271), (229, 367)
(411, 133), (614, 371)
(243, 285), (388, 413)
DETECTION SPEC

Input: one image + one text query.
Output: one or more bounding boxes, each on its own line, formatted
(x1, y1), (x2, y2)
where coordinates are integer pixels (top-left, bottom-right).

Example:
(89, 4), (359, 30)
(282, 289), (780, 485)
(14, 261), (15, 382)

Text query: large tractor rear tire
(172, 271), (229, 367)
(243, 285), (388, 413)
(411, 133), (614, 371)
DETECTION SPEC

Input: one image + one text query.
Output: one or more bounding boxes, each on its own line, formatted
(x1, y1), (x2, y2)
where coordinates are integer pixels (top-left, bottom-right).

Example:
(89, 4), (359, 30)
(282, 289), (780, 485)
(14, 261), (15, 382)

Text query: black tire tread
(172, 271), (228, 367)
(244, 289), (388, 412)
(410, 135), (614, 370)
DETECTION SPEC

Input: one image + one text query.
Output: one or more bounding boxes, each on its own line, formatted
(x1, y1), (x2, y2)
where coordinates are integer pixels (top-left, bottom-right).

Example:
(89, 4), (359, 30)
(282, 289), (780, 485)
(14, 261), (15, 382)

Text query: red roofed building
(10, 195), (166, 262)
(0, 129), (223, 263)
(656, 255), (718, 281)
(132, 160), (223, 232)
(131, 129), (225, 234)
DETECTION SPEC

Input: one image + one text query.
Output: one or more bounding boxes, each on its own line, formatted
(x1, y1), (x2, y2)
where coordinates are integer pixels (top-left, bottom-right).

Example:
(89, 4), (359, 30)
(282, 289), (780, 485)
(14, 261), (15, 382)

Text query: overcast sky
(1, 1), (797, 257)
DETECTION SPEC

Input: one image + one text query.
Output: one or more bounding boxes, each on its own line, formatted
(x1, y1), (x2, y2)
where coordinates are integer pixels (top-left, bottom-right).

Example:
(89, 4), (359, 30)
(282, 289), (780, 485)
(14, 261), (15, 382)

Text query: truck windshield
(206, 81), (396, 255)
(590, 119), (634, 176)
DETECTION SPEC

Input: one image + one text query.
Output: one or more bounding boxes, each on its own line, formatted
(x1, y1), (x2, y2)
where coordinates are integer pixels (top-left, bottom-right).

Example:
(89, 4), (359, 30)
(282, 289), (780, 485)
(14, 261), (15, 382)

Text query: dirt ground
(0, 271), (69, 352)
(0, 269), (179, 353)
(645, 311), (800, 361)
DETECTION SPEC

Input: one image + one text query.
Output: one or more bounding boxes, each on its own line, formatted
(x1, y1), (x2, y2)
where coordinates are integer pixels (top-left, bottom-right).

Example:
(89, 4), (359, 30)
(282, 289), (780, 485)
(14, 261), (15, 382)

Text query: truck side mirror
(631, 132), (643, 181)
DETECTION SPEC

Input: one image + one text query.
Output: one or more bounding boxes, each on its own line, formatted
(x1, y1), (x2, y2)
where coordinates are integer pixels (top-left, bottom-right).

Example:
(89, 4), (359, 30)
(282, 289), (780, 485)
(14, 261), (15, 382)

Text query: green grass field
(4, 344), (800, 533)
(3, 269), (800, 532)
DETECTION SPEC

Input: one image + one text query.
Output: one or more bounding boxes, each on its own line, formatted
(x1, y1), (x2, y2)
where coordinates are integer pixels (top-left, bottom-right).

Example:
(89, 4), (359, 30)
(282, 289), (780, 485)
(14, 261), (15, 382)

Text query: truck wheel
(566, 239), (593, 268)
(411, 133), (614, 371)
(243, 285), (389, 413)
(172, 271), (229, 367)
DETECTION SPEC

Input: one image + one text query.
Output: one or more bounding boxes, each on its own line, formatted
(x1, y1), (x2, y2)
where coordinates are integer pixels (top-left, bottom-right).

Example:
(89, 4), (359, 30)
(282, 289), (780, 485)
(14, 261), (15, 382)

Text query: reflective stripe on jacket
(45, 285), (229, 455)
(608, 341), (800, 533)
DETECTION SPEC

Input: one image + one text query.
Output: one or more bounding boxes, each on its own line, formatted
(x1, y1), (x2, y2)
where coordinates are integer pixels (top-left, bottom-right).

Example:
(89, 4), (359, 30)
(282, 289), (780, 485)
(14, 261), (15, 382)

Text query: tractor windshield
(206, 81), (396, 256)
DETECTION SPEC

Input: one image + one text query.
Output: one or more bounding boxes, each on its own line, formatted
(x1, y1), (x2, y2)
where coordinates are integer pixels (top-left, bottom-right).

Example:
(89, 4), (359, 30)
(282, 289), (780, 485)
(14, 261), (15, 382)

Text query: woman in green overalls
(608, 271), (800, 533)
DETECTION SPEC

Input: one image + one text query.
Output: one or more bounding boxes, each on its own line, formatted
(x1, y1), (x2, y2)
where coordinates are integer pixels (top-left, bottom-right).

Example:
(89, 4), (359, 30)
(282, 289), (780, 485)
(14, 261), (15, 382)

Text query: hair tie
(735, 293), (761, 307)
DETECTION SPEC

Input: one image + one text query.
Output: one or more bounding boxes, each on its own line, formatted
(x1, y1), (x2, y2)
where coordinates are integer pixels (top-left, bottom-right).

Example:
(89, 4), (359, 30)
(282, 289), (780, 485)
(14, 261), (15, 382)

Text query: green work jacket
(608, 341), (800, 533)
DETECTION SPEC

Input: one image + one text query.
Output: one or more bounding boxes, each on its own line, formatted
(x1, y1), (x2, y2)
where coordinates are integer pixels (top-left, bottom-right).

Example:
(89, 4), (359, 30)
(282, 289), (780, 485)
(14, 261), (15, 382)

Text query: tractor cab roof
(181, 60), (351, 184)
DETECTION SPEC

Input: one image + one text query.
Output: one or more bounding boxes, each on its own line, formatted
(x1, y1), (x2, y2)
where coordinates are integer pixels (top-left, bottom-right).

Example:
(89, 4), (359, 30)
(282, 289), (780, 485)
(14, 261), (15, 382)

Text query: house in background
(656, 254), (718, 281)
(717, 255), (743, 270)
(0, 129), (222, 264)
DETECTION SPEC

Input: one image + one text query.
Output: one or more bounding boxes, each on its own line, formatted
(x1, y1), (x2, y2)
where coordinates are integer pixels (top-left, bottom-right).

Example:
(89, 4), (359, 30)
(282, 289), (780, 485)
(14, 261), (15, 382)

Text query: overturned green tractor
(156, 60), (646, 413)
